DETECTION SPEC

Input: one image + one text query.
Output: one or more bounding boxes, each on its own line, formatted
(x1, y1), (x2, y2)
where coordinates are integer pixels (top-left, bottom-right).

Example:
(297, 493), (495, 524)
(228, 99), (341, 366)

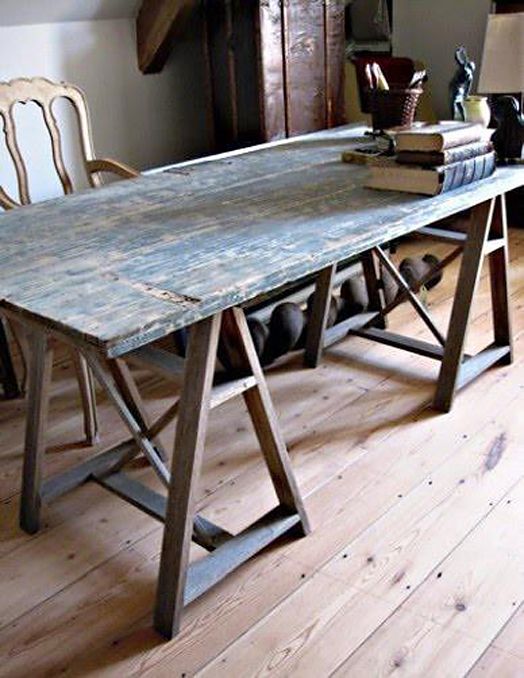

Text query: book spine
(442, 142), (492, 165)
(439, 153), (496, 194)
(440, 126), (483, 150)
(396, 151), (445, 166)
(397, 142), (492, 167)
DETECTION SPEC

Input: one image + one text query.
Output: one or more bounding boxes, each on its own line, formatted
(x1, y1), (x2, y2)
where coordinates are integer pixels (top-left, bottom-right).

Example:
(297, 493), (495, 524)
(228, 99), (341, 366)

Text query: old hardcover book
(366, 152), (496, 196)
(396, 140), (493, 167)
(394, 122), (483, 153)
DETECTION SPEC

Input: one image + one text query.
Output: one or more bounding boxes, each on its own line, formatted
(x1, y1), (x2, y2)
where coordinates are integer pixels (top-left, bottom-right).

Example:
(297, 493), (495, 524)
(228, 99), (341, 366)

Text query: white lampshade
(478, 13), (524, 94)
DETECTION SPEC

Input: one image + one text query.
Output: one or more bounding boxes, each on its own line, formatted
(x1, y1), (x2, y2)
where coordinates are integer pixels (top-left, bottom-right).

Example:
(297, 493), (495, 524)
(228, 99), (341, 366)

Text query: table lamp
(478, 12), (524, 163)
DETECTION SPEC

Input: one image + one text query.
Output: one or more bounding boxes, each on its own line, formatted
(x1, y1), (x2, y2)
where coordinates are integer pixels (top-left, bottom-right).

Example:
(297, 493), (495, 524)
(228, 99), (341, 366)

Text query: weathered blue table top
(1, 124), (523, 357)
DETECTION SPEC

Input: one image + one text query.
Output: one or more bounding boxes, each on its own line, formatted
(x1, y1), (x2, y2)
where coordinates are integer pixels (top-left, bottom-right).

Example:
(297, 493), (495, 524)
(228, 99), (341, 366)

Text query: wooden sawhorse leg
(16, 319), (305, 634)
(304, 251), (388, 368)
(304, 264), (336, 368)
(20, 330), (53, 534)
(302, 196), (512, 414)
(154, 309), (310, 639)
(433, 195), (512, 412)
(19, 334), (171, 534)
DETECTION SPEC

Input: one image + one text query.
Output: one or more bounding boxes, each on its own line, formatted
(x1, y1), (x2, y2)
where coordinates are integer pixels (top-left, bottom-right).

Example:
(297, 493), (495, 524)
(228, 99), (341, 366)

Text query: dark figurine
(449, 46), (475, 121)
(492, 96), (524, 163)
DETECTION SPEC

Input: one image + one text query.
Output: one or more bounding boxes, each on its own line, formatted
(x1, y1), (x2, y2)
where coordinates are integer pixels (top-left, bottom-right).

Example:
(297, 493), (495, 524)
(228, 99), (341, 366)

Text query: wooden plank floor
(1, 230), (524, 677)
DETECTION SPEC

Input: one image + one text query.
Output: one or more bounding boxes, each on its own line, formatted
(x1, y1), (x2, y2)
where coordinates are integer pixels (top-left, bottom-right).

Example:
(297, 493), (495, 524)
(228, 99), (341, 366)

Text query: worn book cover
(366, 152), (496, 196)
(394, 122), (484, 153)
(396, 140), (493, 167)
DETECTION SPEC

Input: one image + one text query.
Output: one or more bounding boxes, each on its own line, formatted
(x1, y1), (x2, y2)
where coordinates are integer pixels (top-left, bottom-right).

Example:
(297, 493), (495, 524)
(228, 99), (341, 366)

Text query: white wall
(0, 0), (141, 25)
(393, 0), (492, 118)
(0, 15), (211, 203)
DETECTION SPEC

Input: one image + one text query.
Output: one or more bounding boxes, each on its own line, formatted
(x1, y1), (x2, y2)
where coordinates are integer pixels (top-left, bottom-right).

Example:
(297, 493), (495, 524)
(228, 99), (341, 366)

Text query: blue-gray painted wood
(1, 124), (523, 357)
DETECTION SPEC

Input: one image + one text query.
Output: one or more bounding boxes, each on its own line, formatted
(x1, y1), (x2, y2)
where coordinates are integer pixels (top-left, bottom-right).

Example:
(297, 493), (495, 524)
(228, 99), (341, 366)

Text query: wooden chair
(0, 76), (139, 441)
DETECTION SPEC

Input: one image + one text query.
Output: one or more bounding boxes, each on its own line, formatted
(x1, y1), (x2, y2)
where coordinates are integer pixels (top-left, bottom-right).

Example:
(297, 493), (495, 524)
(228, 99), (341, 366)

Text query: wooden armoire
(201, 0), (346, 151)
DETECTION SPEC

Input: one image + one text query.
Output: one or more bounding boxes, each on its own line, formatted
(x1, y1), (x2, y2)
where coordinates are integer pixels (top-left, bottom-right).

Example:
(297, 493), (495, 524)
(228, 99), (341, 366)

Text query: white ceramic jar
(464, 96), (491, 128)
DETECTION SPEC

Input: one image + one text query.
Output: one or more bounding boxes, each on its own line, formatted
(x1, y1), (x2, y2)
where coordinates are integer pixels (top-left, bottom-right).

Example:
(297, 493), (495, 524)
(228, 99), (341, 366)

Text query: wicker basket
(369, 87), (423, 131)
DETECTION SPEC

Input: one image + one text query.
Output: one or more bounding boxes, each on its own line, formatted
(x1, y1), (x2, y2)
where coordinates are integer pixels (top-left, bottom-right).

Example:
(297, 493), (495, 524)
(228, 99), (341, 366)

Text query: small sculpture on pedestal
(492, 95), (524, 164)
(449, 46), (476, 121)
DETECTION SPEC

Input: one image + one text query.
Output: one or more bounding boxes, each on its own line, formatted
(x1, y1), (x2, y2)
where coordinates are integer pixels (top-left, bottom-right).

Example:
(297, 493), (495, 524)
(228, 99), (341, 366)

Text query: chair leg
(107, 358), (168, 461)
(304, 264), (336, 368)
(20, 330), (53, 534)
(71, 350), (99, 446)
(0, 317), (20, 399)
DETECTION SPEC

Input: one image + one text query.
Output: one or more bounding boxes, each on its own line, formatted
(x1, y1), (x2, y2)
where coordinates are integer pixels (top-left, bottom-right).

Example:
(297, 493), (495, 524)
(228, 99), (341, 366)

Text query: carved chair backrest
(0, 77), (102, 211)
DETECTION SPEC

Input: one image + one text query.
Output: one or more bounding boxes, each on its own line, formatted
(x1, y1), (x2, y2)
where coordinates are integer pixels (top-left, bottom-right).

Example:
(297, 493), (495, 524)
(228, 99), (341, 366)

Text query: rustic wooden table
(1, 124), (523, 639)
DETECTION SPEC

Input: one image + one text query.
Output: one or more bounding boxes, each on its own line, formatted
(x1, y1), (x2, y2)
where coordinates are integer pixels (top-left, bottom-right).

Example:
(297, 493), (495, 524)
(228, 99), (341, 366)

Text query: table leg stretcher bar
(305, 196), (513, 413)
(17, 306), (310, 639)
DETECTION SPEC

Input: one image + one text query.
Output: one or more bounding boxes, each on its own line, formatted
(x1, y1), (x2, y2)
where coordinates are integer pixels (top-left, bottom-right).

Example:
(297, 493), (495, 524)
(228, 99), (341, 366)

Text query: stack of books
(366, 122), (496, 196)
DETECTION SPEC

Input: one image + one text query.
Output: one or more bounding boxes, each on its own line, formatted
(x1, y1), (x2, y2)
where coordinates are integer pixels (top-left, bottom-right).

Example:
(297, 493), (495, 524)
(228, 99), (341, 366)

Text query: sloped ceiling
(0, 0), (142, 26)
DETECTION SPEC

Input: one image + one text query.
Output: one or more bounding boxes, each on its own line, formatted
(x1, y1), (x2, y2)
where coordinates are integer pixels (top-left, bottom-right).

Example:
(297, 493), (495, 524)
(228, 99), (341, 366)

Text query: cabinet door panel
(258, 0), (287, 141)
(204, 0), (237, 148)
(231, 0), (263, 146)
(325, 0), (346, 127)
(283, 0), (326, 136)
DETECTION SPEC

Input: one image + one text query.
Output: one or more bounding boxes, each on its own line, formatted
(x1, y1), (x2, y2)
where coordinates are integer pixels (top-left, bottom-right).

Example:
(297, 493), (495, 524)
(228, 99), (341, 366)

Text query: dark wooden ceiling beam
(137, 0), (196, 74)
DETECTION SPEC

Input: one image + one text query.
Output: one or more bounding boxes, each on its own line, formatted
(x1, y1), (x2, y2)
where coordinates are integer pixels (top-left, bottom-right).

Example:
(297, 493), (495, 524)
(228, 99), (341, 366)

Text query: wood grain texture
(304, 263), (336, 368)
(324, 0), (346, 128)
(258, 0), (287, 140)
(0, 125), (523, 359)
(283, 0), (326, 135)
